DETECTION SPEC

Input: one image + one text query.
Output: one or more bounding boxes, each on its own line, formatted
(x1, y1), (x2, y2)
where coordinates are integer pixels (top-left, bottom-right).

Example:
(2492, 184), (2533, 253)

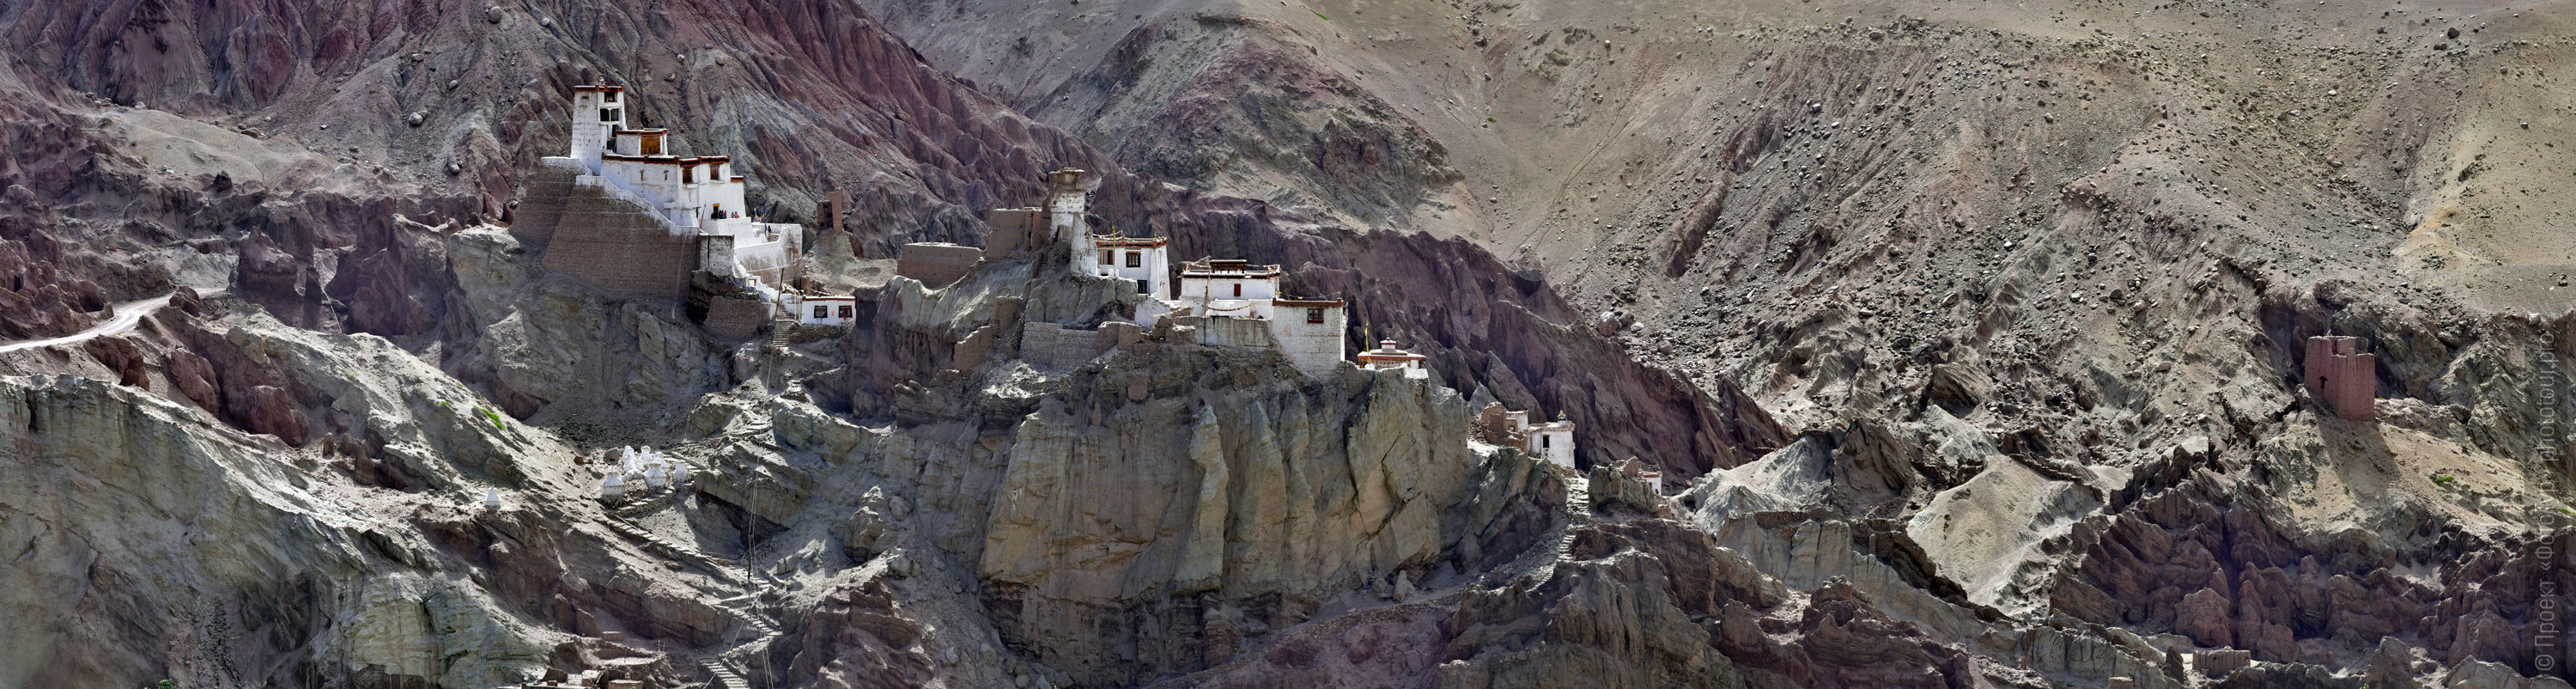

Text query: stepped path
(593, 479), (790, 688)
(0, 288), (226, 355)
(699, 660), (750, 689)
(768, 302), (793, 348)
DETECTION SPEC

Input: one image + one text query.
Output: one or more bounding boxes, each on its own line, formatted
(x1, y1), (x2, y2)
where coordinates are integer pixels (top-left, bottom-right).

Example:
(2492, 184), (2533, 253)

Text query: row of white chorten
(598, 446), (690, 500)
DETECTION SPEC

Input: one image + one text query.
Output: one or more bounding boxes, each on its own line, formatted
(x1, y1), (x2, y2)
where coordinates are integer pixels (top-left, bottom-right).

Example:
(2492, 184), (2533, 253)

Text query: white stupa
(483, 488), (502, 509)
(644, 464), (669, 488)
(601, 473), (627, 500)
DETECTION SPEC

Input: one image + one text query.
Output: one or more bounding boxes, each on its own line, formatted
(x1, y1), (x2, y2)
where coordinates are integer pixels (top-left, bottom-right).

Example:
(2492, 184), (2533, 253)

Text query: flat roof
(1092, 235), (1167, 248)
(602, 153), (750, 169)
(1272, 296), (1344, 307)
(1180, 259), (1283, 277)
(573, 84), (627, 93)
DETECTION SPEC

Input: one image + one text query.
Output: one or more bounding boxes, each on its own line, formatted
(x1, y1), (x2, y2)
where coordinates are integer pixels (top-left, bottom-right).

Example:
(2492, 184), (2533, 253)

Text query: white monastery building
(1082, 235), (1170, 297)
(1165, 259), (1346, 375)
(1482, 406), (1577, 470)
(1030, 168), (1349, 375)
(1356, 339), (1431, 380)
(1527, 413), (1577, 469)
(547, 84), (805, 298)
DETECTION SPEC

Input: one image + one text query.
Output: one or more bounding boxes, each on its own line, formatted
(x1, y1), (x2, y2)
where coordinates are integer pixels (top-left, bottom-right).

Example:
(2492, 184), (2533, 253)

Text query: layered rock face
(862, 1), (2576, 686)
(977, 348), (1552, 686)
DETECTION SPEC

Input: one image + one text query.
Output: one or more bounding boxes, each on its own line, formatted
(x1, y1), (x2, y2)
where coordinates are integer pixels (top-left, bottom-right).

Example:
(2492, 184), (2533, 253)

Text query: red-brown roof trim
(1092, 235), (1168, 248)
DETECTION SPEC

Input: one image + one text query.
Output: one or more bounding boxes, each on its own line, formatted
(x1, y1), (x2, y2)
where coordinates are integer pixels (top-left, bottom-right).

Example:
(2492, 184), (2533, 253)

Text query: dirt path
(0, 290), (216, 355)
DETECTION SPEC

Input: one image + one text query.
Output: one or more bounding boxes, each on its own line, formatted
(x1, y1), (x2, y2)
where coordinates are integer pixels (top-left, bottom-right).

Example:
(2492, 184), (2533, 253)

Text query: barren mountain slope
(864, 0), (2576, 307)
(867, 0), (2576, 685)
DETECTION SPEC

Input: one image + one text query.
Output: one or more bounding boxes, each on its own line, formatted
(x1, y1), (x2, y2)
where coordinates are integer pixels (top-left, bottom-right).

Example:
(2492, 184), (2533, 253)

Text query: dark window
(604, 92), (618, 103)
(1126, 252), (1141, 268)
(681, 166), (693, 184)
(600, 107), (621, 122)
(1138, 281), (1151, 295)
(813, 306), (829, 319)
(1540, 436), (1551, 449)
(1306, 308), (1324, 324)
(1101, 251), (1114, 266)
(837, 305), (853, 319)
(1232, 284), (1242, 297)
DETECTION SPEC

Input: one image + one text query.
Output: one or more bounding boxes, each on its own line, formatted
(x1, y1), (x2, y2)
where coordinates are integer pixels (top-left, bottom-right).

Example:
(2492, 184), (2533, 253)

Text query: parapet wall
(986, 208), (1042, 256)
(896, 242), (983, 287)
(514, 166), (701, 299)
(1018, 321), (1142, 369)
(689, 272), (770, 342)
(1184, 316), (1276, 350)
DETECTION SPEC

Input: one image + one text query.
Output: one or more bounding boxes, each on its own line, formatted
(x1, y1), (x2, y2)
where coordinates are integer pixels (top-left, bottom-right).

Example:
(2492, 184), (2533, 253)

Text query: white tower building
(568, 85), (626, 175)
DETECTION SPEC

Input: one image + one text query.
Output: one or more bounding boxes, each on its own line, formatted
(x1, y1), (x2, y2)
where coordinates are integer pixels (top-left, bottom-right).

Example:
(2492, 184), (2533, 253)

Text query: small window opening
(600, 107), (621, 122)
(1232, 284), (1242, 297)
(813, 306), (829, 319)
(1126, 252), (1141, 268)
(1306, 308), (1324, 324)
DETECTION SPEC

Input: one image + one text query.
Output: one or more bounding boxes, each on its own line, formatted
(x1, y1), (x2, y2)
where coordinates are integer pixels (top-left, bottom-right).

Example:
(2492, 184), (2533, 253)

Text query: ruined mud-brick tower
(2303, 336), (2376, 420)
(1047, 168), (1088, 246)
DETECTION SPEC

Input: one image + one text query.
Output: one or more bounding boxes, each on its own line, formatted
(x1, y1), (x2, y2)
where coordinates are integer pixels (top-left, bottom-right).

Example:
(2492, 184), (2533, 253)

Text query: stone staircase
(590, 475), (792, 689)
(600, 515), (740, 581)
(699, 659), (750, 689)
(696, 591), (786, 689)
(767, 302), (794, 348)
